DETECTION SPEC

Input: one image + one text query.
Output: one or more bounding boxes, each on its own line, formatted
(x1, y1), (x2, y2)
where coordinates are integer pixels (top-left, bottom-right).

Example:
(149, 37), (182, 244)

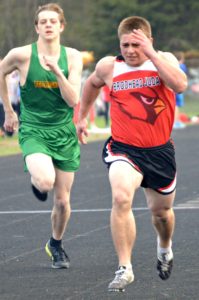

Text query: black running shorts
(102, 137), (176, 194)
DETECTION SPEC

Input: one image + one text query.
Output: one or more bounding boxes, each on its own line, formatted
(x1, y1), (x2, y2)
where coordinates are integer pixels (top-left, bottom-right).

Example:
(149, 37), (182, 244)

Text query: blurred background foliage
(0, 0), (199, 66)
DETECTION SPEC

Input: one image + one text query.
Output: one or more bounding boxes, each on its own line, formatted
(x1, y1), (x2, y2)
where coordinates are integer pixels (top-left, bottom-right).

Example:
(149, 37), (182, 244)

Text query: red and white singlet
(110, 56), (175, 147)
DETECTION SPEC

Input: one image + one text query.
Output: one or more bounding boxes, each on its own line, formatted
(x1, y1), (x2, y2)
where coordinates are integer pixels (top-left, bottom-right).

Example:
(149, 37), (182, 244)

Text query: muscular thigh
(144, 188), (176, 211)
(109, 161), (143, 200)
(25, 153), (55, 181)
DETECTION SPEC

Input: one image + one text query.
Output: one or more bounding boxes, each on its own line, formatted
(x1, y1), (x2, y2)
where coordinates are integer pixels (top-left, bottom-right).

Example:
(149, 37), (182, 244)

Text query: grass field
(0, 93), (198, 157)
(0, 135), (21, 156)
(180, 92), (199, 117)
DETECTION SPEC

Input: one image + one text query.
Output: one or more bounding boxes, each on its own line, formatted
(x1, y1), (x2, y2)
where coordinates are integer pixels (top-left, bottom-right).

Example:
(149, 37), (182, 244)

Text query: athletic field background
(0, 93), (198, 157)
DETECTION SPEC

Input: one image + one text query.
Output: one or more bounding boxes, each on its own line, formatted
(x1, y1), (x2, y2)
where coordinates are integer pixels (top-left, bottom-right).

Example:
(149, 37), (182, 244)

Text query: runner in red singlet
(77, 16), (187, 292)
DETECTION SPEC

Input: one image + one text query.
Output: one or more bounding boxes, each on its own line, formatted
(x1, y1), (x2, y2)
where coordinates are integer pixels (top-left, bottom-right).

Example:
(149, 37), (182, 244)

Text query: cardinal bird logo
(118, 87), (166, 125)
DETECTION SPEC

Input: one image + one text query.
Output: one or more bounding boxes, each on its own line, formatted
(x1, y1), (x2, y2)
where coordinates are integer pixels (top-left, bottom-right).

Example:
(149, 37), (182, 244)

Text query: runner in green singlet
(0, 3), (83, 269)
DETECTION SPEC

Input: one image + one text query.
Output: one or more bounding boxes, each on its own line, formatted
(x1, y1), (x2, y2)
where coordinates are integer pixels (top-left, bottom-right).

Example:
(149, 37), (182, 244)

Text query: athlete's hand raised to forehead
(130, 29), (156, 59)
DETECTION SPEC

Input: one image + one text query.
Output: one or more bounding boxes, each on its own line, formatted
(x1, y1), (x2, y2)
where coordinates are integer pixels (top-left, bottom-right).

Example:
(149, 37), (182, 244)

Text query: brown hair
(118, 16), (152, 39)
(34, 3), (66, 26)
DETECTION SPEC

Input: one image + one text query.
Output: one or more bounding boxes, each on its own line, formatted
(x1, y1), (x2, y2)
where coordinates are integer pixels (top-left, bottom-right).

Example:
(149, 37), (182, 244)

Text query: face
(35, 10), (64, 40)
(120, 33), (149, 67)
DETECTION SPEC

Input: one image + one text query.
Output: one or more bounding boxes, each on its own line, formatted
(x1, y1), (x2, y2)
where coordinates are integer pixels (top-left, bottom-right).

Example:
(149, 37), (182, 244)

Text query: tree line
(0, 0), (198, 66)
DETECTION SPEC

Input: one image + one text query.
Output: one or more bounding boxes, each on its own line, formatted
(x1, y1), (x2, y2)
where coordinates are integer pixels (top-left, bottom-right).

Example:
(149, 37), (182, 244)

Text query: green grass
(0, 135), (21, 157)
(180, 93), (199, 117)
(0, 93), (198, 157)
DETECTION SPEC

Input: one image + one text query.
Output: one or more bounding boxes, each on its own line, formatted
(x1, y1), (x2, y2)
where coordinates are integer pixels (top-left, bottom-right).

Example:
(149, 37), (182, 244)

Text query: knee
(55, 197), (70, 214)
(152, 206), (172, 222)
(112, 189), (132, 212)
(36, 177), (55, 193)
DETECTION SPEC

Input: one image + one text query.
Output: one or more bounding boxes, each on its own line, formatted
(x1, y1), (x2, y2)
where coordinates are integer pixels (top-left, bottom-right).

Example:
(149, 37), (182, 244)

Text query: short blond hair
(118, 16), (152, 39)
(34, 3), (66, 26)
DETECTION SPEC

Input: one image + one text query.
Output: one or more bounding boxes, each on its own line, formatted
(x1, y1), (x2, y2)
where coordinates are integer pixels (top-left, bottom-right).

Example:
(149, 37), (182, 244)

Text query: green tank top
(20, 43), (73, 128)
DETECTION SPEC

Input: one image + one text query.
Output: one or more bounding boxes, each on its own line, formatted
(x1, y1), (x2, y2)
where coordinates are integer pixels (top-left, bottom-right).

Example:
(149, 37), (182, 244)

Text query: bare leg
(45, 169), (75, 269)
(26, 153), (55, 193)
(109, 161), (143, 266)
(107, 161), (143, 291)
(51, 169), (75, 240)
(145, 188), (175, 280)
(145, 188), (175, 248)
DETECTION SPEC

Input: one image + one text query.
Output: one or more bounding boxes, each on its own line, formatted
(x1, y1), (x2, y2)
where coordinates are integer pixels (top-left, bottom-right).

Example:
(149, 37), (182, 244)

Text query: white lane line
(0, 206), (199, 214)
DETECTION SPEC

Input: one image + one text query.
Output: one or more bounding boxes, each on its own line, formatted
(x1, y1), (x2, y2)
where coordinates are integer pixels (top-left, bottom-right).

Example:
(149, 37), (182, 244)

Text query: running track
(0, 125), (199, 300)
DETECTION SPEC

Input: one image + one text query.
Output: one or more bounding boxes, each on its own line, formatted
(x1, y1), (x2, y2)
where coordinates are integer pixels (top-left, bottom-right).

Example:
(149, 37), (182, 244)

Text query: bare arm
(0, 50), (19, 113)
(77, 56), (114, 144)
(131, 29), (188, 93)
(78, 73), (102, 120)
(0, 48), (24, 132)
(43, 47), (83, 107)
(149, 51), (187, 93)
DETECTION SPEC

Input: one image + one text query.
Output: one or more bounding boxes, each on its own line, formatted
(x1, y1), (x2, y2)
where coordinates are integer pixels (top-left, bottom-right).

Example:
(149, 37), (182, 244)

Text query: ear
(35, 25), (39, 34)
(60, 23), (65, 33)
